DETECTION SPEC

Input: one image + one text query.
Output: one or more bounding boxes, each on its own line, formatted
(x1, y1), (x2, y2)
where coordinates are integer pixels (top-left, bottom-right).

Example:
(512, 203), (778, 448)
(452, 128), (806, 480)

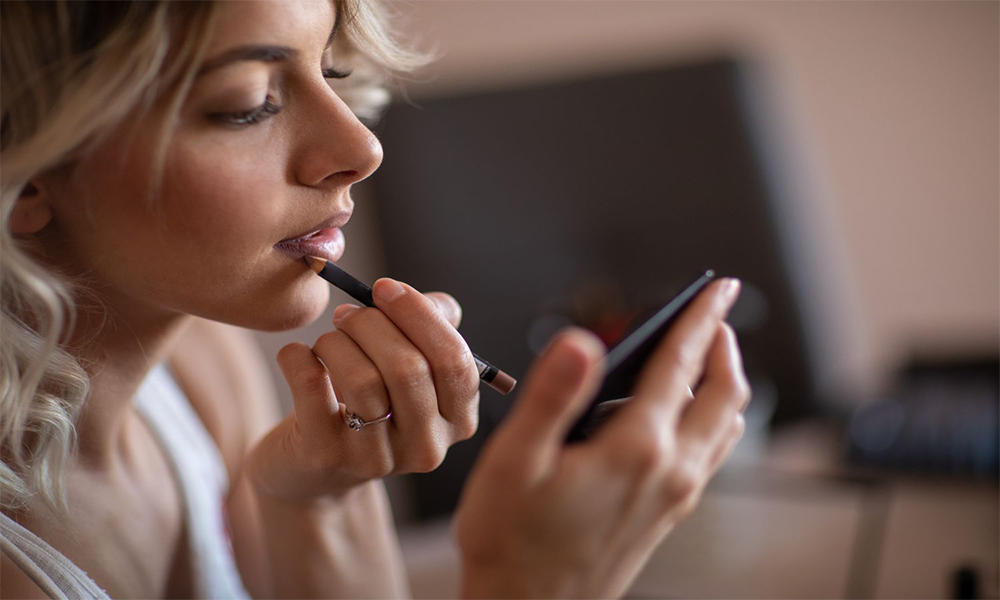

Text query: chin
(235, 280), (331, 332)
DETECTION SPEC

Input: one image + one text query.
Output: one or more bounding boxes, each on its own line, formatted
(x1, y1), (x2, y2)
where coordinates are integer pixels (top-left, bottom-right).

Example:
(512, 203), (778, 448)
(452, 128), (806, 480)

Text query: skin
(3, 0), (751, 598)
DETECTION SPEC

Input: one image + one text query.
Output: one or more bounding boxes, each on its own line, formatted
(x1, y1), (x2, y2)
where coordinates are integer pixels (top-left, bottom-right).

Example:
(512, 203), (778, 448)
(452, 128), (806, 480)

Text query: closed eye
(323, 67), (352, 79)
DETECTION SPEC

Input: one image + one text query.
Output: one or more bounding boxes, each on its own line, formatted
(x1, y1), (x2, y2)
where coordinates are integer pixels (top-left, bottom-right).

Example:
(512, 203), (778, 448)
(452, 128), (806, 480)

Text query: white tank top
(0, 363), (251, 599)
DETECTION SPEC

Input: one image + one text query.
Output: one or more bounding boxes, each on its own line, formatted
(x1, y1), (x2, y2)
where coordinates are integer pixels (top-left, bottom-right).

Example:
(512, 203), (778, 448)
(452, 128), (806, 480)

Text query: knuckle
(341, 367), (384, 399)
(438, 350), (479, 395)
(613, 428), (673, 476)
(435, 352), (467, 384)
(665, 454), (703, 501)
(409, 441), (448, 473)
(389, 354), (432, 390)
(633, 442), (665, 475)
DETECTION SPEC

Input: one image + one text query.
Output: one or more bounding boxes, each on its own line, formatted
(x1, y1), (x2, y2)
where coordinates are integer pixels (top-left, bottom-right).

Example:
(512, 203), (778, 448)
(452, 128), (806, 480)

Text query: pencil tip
(303, 255), (325, 274)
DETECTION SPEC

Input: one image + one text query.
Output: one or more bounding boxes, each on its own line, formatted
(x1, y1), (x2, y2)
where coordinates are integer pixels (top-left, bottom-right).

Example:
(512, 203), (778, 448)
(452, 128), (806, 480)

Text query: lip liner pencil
(304, 256), (517, 395)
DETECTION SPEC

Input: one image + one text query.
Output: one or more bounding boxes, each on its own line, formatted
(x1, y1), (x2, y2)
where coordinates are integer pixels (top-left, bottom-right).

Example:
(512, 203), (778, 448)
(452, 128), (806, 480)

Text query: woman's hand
(247, 278), (481, 502)
(455, 279), (749, 599)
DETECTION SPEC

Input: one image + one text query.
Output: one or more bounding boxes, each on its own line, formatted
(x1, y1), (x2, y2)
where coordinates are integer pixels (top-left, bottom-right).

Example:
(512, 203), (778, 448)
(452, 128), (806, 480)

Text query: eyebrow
(196, 12), (342, 77)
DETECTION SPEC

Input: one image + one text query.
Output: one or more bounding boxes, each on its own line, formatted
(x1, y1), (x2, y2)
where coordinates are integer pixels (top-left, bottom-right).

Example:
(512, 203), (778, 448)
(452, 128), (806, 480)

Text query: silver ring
(346, 407), (392, 431)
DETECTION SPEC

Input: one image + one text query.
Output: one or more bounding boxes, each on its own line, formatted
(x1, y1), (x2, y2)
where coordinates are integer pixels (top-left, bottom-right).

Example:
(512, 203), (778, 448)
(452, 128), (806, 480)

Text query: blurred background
(255, 1), (999, 598)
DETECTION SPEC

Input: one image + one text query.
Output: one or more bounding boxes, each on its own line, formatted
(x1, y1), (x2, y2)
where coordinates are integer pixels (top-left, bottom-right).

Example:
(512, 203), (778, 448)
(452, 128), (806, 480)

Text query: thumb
(493, 328), (605, 460)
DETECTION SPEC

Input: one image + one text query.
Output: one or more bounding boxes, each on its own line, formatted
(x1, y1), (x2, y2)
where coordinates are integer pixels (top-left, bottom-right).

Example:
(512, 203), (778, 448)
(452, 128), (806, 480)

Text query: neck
(67, 289), (194, 468)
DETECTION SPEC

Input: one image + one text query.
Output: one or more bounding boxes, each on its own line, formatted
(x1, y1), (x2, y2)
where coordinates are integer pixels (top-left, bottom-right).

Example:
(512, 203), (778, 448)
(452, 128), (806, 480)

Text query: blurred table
(396, 419), (999, 599)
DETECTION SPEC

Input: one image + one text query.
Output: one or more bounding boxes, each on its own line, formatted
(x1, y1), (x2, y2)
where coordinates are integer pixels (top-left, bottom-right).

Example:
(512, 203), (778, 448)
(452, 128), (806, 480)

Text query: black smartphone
(565, 270), (718, 443)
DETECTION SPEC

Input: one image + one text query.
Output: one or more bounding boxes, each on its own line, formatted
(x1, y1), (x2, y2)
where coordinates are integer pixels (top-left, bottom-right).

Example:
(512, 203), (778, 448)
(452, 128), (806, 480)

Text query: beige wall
(256, 1), (998, 403)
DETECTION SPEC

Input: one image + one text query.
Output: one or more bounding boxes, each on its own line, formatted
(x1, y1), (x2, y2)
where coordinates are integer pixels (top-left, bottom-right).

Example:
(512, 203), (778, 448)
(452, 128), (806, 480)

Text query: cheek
(151, 142), (330, 325)
(54, 128), (330, 330)
(162, 142), (283, 252)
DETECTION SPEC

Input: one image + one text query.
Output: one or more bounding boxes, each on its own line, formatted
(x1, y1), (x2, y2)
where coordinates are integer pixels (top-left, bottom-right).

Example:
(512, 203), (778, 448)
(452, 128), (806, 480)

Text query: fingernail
(720, 278), (741, 306)
(332, 304), (358, 325)
(374, 278), (406, 303)
(552, 329), (604, 377)
(551, 340), (585, 379)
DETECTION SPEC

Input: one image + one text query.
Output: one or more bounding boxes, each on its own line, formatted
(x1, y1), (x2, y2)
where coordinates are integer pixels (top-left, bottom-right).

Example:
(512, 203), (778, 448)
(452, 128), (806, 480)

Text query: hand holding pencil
(304, 256), (515, 395)
(247, 256), (507, 501)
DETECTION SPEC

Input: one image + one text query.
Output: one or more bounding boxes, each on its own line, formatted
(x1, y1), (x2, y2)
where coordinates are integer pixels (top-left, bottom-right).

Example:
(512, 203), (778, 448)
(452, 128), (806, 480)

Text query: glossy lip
(278, 209), (353, 243)
(275, 228), (345, 262)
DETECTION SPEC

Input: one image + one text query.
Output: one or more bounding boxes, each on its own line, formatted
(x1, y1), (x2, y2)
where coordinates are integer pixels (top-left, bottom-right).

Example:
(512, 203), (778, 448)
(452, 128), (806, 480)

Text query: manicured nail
(374, 278), (406, 303)
(333, 304), (358, 325)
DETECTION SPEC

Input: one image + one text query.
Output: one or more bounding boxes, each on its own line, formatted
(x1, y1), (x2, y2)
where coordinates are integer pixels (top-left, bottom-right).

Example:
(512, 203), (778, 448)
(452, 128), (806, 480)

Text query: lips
(275, 227), (345, 262)
(275, 210), (352, 262)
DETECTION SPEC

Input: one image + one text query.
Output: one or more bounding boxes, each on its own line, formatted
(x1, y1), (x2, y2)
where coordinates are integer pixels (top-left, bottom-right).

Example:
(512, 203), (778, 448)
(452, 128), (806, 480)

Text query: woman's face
(42, 0), (381, 331)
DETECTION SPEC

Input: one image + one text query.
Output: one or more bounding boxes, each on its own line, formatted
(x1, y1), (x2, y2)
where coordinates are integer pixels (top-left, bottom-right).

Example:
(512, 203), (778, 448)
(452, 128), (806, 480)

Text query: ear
(10, 182), (53, 235)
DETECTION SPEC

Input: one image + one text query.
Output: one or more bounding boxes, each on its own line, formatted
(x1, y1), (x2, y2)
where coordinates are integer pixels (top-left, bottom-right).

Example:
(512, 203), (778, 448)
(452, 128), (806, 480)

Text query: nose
(293, 85), (384, 189)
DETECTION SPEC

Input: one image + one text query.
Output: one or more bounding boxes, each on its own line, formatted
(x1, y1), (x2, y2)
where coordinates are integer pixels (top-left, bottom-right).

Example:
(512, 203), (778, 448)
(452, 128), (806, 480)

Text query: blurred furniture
(846, 358), (999, 478)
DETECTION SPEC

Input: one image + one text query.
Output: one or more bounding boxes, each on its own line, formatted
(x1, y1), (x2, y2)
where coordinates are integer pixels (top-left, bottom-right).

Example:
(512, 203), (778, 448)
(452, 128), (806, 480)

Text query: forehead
(202, 0), (336, 56)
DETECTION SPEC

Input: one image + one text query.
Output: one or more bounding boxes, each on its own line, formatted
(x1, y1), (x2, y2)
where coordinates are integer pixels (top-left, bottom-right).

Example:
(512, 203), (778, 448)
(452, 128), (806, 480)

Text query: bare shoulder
(1, 550), (50, 599)
(168, 318), (283, 486)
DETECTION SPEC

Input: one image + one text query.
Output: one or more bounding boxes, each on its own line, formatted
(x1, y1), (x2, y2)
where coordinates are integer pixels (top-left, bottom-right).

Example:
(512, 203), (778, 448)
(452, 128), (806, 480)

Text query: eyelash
(322, 67), (352, 80)
(211, 95), (283, 126)
(212, 67), (353, 126)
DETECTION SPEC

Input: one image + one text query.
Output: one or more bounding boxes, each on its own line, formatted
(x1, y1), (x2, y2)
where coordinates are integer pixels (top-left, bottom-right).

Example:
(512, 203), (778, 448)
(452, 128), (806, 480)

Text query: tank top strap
(133, 362), (250, 599)
(0, 510), (111, 599)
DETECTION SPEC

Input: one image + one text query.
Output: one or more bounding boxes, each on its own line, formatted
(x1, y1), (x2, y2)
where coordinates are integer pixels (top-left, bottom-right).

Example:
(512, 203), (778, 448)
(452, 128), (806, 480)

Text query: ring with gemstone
(346, 407), (392, 431)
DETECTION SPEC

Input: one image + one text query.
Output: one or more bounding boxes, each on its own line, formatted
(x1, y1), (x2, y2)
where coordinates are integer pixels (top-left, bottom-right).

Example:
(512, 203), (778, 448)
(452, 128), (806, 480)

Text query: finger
(679, 324), (750, 442)
(425, 291), (463, 328)
(371, 279), (479, 426)
(608, 278), (741, 432)
(312, 329), (391, 429)
(677, 323), (750, 462)
(332, 304), (438, 434)
(332, 302), (361, 326)
(275, 342), (340, 438)
(489, 328), (605, 473)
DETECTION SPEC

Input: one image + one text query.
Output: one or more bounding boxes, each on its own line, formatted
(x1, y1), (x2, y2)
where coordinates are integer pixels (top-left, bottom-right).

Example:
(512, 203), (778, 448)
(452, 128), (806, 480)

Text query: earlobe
(10, 182), (54, 235)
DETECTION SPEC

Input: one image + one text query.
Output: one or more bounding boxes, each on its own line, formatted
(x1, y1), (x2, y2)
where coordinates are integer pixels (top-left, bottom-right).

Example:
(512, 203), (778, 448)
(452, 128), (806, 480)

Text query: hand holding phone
(456, 276), (748, 599)
(566, 270), (717, 442)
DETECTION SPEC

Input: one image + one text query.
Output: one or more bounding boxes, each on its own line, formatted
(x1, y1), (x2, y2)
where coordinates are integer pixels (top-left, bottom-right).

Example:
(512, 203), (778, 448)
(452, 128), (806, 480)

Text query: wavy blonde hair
(0, 0), (430, 512)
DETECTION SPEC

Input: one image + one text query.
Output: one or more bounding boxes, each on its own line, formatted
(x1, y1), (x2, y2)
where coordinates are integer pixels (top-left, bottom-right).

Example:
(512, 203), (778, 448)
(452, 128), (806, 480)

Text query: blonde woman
(0, 1), (750, 598)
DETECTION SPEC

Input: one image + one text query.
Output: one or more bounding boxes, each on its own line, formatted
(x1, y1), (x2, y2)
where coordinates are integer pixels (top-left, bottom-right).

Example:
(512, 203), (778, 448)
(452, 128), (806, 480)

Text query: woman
(0, 0), (750, 597)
